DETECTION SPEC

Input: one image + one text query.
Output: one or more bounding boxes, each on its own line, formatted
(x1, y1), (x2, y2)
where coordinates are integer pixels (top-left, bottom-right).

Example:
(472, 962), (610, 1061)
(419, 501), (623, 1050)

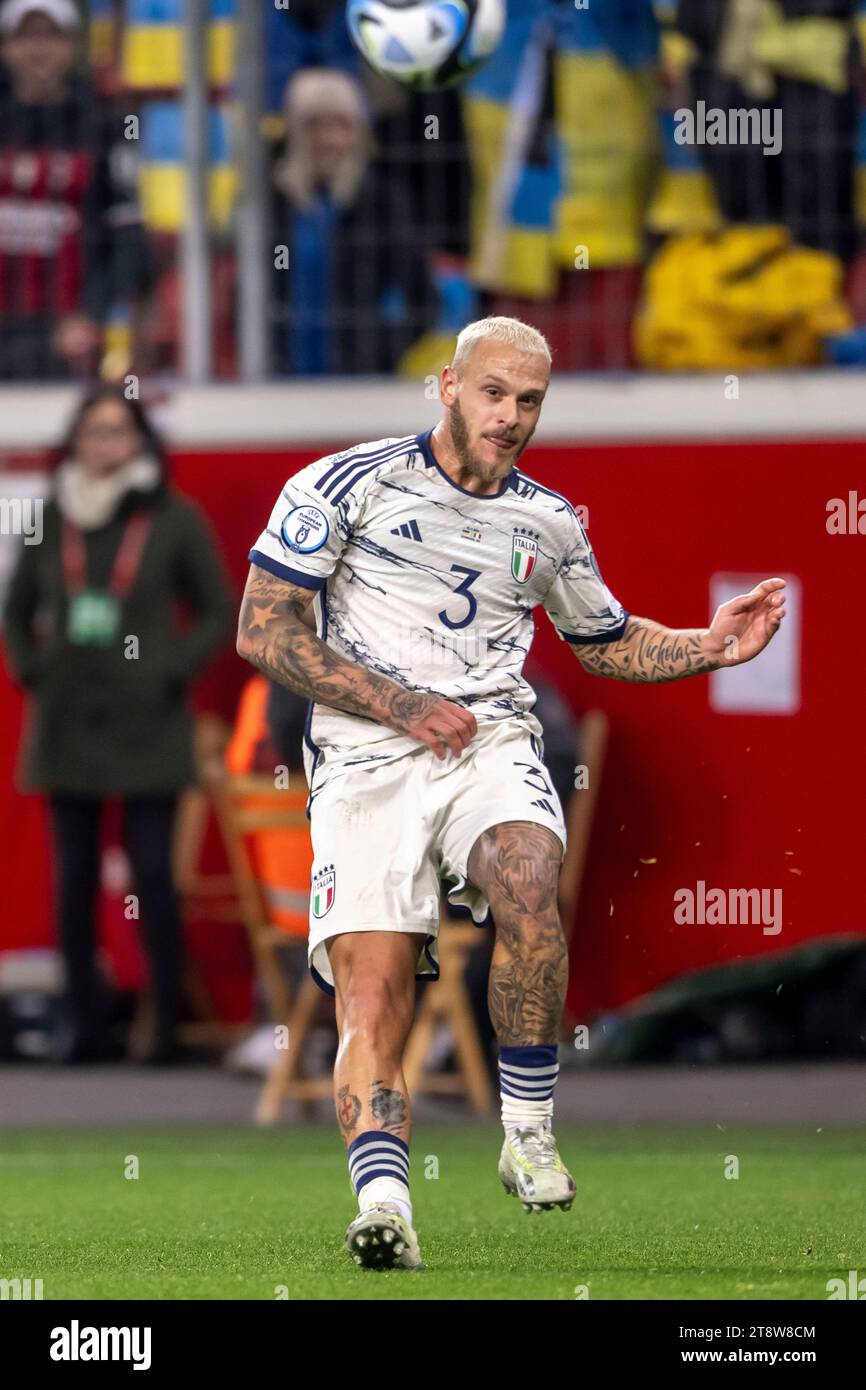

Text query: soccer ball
(346, 0), (506, 92)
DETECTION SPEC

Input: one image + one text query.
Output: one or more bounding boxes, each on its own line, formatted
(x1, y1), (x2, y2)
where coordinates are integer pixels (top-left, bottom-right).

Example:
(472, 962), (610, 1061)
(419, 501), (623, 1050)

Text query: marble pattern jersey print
(248, 429), (628, 797)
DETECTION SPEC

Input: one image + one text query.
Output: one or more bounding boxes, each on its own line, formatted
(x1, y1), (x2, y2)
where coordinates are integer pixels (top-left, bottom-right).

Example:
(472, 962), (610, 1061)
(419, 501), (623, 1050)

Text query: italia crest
(511, 528), (539, 584)
(311, 865), (335, 919)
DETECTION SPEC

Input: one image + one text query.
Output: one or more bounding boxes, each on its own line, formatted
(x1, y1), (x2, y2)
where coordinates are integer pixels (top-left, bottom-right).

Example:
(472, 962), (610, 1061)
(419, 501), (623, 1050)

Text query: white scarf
(54, 455), (161, 530)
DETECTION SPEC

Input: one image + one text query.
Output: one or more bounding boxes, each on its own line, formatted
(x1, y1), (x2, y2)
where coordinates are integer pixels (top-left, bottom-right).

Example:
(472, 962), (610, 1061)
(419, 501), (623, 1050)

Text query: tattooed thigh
(468, 822), (566, 1045)
(467, 821), (563, 922)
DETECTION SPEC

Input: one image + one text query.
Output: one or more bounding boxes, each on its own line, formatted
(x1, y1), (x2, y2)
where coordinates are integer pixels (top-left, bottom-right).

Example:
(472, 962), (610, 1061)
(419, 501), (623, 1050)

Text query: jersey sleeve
(247, 450), (374, 590)
(541, 509), (629, 645)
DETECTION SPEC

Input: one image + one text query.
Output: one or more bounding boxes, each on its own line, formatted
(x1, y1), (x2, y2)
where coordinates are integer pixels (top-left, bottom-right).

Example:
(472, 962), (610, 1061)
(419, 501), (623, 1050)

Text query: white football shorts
(302, 717), (568, 995)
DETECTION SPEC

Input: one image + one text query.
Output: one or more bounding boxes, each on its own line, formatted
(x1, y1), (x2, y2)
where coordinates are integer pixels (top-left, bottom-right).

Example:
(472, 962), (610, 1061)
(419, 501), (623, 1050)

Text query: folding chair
(211, 771), (333, 1124)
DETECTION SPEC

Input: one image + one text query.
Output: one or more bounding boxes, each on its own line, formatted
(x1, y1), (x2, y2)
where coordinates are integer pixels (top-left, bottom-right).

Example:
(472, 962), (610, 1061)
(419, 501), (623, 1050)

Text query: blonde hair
(452, 316), (552, 376)
(276, 68), (370, 210)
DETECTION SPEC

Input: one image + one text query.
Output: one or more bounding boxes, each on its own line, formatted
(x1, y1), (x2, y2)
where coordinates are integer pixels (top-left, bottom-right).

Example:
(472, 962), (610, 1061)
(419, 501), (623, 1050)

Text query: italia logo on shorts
(281, 504), (329, 554)
(511, 528), (539, 583)
(311, 865), (335, 918)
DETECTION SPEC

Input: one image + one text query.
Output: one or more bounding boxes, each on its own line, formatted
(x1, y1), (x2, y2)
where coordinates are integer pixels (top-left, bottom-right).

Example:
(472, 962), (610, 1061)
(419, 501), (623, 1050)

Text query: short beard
(450, 397), (531, 483)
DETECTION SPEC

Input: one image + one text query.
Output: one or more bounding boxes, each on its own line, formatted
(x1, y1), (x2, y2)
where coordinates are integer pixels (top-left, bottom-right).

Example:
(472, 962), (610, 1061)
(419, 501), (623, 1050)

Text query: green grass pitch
(1, 1125), (863, 1300)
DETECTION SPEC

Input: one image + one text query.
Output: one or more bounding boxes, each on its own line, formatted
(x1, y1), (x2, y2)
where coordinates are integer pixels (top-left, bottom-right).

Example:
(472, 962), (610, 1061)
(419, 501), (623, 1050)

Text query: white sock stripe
(499, 1075), (558, 1090)
(501, 1086), (556, 1098)
(349, 1145), (410, 1167)
(498, 1058), (559, 1072)
(500, 1082), (558, 1094)
(350, 1156), (410, 1182)
(349, 1139), (408, 1163)
(500, 1089), (557, 1100)
(497, 1100), (553, 1112)
(352, 1167), (409, 1190)
(349, 1134), (408, 1152)
(499, 1077), (558, 1089)
(498, 1062), (560, 1079)
(349, 1150), (410, 1174)
(499, 1067), (558, 1082)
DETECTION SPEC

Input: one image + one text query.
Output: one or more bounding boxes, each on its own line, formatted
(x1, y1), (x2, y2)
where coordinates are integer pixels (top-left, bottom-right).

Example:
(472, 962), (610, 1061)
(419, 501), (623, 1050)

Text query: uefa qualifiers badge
(511, 527), (539, 583)
(311, 865), (336, 919)
(281, 505), (329, 554)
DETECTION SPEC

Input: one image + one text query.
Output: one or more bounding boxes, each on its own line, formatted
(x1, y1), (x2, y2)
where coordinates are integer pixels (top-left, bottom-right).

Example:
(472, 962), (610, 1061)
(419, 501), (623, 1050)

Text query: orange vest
(226, 676), (312, 938)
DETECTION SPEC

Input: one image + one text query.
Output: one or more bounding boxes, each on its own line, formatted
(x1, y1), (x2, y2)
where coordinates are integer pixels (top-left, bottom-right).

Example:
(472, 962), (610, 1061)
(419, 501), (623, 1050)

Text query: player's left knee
(468, 821), (562, 915)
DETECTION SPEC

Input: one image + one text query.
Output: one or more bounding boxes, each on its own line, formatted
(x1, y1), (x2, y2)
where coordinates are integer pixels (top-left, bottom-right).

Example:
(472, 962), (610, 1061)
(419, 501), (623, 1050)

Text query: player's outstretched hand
(705, 577), (787, 666)
(383, 690), (477, 760)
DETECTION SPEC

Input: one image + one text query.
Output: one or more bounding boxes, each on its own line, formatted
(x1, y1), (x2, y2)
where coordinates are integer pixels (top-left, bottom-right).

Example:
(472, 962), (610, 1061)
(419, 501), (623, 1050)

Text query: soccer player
(237, 317), (786, 1271)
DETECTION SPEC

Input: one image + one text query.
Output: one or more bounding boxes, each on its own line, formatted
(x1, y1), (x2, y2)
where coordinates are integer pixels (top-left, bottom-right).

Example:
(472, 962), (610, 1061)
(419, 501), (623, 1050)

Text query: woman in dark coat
(3, 385), (234, 1063)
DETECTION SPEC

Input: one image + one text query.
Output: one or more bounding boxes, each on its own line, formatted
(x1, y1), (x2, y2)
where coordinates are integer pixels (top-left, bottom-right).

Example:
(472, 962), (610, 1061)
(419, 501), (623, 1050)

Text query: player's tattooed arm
(573, 581), (787, 683)
(237, 564), (477, 758)
(574, 616), (719, 683)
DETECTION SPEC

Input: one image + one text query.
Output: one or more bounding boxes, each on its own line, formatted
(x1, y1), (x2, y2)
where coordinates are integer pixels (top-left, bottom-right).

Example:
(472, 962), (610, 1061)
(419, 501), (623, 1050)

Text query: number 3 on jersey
(438, 564), (482, 630)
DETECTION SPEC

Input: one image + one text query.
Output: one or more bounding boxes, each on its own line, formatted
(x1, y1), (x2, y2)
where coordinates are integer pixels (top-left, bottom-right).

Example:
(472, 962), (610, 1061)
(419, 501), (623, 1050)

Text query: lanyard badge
(62, 512), (153, 647)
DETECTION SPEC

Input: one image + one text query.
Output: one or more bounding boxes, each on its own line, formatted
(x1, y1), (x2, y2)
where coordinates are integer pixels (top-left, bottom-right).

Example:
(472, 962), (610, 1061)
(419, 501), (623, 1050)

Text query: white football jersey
(249, 431), (628, 769)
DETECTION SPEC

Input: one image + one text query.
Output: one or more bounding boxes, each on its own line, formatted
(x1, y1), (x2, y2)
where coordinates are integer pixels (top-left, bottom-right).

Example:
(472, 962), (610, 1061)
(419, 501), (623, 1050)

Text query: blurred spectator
(263, 0), (474, 343)
(2, 385), (233, 1063)
(676, 0), (861, 262)
(270, 67), (439, 375)
(0, 0), (152, 380)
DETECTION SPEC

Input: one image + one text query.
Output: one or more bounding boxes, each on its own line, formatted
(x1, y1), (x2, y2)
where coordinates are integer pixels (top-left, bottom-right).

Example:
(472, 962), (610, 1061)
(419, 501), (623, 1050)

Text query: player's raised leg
(328, 930), (426, 1270)
(466, 821), (576, 1213)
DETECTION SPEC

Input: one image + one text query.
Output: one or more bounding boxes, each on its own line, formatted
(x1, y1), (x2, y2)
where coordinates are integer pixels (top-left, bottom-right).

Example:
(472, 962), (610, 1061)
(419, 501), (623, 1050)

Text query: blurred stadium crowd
(4, 0), (866, 382)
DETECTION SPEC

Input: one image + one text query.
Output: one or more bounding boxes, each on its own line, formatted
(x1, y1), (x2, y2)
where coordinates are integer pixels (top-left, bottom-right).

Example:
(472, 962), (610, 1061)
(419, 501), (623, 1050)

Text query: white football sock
(499, 1045), (559, 1136)
(359, 1175), (413, 1226)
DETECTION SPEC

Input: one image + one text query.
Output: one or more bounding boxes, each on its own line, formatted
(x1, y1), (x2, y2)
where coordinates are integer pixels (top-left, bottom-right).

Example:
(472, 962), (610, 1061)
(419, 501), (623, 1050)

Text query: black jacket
(2, 477), (233, 796)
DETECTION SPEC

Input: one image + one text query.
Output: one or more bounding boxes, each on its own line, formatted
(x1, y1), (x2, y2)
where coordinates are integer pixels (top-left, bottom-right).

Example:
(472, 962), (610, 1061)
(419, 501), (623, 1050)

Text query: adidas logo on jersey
(390, 520), (422, 541)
